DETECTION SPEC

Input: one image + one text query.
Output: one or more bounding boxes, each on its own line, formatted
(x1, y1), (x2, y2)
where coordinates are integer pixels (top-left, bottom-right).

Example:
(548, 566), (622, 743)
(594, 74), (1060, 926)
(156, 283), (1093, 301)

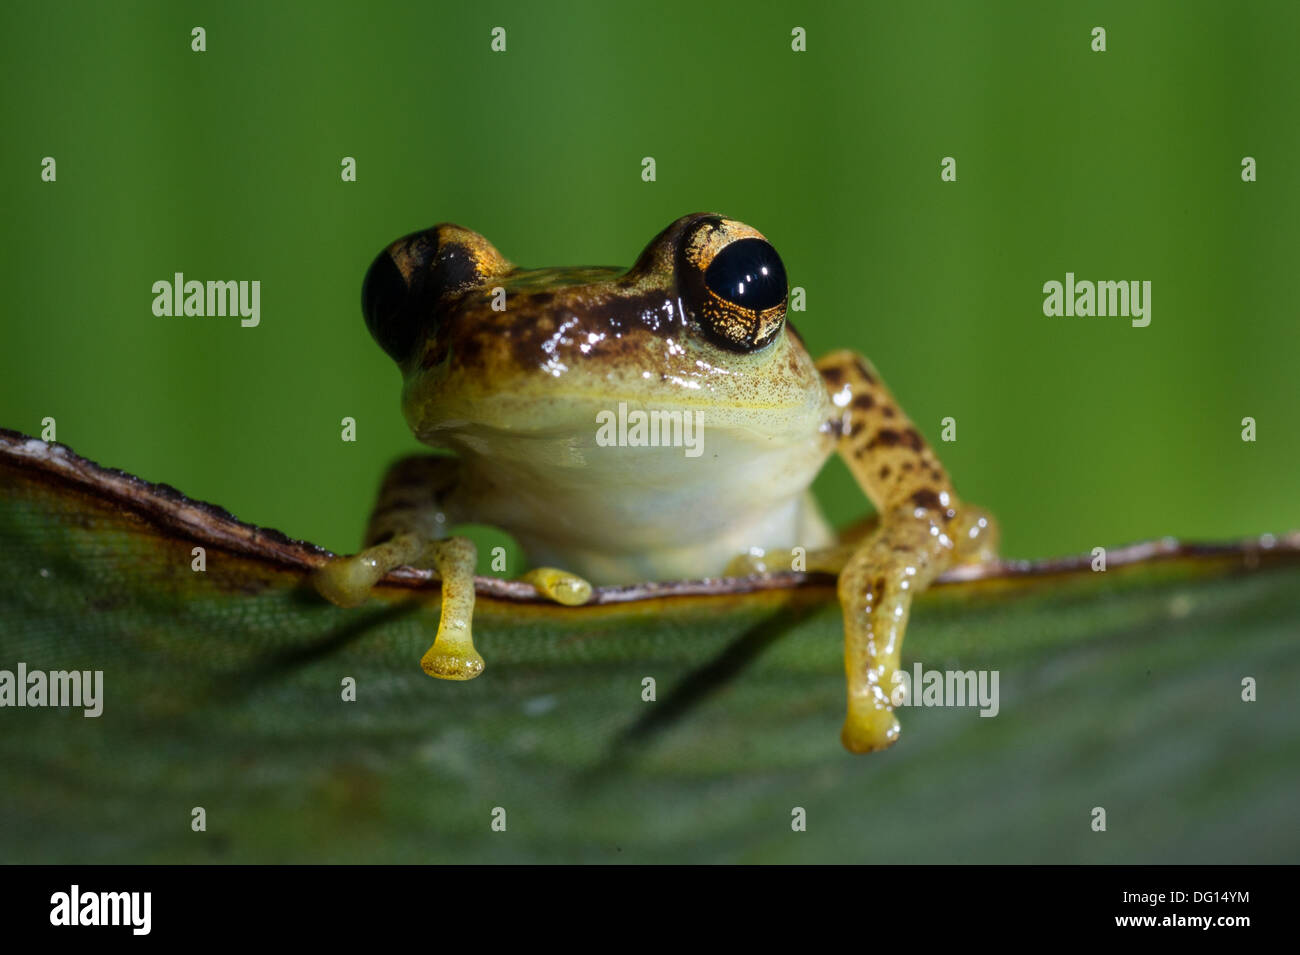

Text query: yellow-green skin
(318, 213), (998, 754)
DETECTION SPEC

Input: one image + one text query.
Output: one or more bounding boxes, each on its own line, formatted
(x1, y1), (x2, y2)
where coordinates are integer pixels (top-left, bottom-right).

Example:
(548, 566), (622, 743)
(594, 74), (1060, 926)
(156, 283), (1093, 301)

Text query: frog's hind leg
(313, 455), (484, 680)
(817, 350), (998, 754)
(722, 489), (846, 577)
(724, 543), (857, 578)
(724, 510), (887, 577)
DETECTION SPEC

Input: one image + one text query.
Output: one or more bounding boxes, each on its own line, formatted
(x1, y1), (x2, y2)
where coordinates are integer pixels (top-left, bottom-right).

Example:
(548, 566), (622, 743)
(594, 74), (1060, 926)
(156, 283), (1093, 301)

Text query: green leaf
(1, 429), (1297, 862)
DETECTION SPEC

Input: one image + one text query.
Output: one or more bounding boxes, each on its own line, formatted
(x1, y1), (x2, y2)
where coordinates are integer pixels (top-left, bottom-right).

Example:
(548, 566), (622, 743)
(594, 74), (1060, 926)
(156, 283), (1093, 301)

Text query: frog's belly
(453, 431), (835, 585)
(516, 488), (833, 584)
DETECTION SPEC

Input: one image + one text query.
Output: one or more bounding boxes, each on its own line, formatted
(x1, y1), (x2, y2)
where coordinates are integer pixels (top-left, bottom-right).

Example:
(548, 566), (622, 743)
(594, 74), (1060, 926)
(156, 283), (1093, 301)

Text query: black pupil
(703, 238), (787, 311)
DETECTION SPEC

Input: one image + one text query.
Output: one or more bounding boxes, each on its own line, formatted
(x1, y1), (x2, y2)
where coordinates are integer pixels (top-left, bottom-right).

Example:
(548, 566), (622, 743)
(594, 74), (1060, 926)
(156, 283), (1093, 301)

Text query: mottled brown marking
(867, 429), (903, 449)
(420, 342), (447, 370)
(454, 334), (484, 369)
(420, 282), (695, 377)
(909, 489), (944, 512)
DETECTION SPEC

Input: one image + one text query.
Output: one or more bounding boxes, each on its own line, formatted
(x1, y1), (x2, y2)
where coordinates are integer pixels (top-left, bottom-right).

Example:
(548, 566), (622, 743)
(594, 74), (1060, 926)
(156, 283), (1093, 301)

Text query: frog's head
(360, 213), (829, 456)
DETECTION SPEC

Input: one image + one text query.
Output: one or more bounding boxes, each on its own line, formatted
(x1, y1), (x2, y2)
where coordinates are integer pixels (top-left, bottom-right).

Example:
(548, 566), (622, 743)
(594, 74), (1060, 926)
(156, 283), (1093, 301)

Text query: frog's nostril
(362, 248), (422, 363)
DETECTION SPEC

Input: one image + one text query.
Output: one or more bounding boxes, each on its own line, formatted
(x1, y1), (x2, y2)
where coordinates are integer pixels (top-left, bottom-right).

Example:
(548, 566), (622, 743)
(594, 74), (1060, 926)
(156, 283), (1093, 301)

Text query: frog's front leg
(313, 455), (594, 679)
(313, 455), (485, 678)
(817, 350), (998, 754)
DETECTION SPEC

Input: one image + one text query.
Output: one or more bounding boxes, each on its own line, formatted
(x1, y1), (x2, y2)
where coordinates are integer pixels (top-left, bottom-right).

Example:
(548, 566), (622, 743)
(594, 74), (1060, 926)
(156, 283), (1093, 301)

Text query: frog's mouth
(408, 384), (834, 472)
(402, 328), (832, 463)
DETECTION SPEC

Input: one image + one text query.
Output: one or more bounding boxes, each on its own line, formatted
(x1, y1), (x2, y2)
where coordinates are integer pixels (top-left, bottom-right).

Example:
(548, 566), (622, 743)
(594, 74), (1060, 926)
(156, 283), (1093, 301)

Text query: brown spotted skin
(819, 351), (953, 515)
(401, 213), (762, 384)
(817, 350), (997, 753)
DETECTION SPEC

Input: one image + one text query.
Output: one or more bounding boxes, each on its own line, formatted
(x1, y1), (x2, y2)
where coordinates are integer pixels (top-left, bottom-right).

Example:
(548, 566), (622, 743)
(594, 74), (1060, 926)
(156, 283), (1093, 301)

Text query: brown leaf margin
(4, 427), (1298, 606)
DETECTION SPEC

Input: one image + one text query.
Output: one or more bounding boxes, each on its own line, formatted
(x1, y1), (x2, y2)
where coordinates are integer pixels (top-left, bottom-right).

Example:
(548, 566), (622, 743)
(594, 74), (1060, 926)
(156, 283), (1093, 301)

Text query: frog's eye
(677, 218), (788, 352)
(704, 239), (788, 315)
(362, 225), (510, 362)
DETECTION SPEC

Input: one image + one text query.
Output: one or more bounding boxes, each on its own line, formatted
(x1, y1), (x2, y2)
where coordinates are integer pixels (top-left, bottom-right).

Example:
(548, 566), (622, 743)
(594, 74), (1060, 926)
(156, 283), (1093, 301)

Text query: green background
(3, 0), (1297, 563)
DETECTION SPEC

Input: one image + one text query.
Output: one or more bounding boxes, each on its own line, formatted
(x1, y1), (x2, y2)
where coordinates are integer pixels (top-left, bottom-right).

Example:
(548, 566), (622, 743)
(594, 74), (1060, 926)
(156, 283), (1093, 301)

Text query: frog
(314, 213), (998, 754)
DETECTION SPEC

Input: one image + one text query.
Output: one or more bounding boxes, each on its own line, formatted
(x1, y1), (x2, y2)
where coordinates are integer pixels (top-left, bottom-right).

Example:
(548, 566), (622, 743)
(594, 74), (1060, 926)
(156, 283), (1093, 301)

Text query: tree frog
(315, 213), (997, 753)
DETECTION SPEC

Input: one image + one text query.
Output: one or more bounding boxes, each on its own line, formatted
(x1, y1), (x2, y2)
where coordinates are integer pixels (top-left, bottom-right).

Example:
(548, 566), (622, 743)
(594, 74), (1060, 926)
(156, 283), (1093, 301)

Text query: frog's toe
(841, 692), (901, 754)
(727, 545), (854, 578)
(419, 537), (485, 681)
(724, 549), (772, 577)
(954, 504), (1000, 565)
(314, 531), (429, 608)
(521, 567), (593, 606)
(420, 574), (483, 681)
(420, 640), (485, 680)
(313, 554), (385, 608)
(419, 611), (486, 680)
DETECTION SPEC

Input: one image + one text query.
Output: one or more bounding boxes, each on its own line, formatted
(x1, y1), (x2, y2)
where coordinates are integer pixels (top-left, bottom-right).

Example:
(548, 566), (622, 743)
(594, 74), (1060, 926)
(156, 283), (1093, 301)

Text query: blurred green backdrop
(3, 0), (1297, 565)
